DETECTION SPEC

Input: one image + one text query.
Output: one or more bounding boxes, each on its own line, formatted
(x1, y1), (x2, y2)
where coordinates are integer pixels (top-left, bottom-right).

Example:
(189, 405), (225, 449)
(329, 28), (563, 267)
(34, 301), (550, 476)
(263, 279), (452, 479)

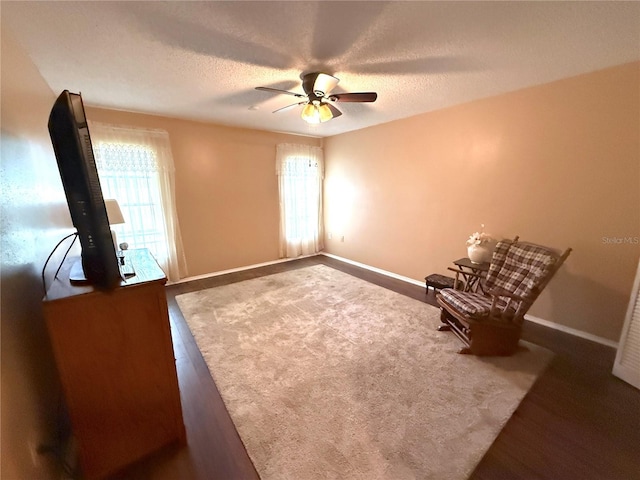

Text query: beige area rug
(176, 264), (552, 480)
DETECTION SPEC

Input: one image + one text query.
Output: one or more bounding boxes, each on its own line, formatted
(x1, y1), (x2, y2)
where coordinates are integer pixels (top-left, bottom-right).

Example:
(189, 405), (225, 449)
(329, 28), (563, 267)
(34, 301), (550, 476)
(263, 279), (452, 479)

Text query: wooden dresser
(42, 248), (185, 479)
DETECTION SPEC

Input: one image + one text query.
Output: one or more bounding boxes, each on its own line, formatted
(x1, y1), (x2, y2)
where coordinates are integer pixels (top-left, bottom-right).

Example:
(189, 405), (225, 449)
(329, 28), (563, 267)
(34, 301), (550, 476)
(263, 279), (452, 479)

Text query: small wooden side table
(449, 257), (490, 293)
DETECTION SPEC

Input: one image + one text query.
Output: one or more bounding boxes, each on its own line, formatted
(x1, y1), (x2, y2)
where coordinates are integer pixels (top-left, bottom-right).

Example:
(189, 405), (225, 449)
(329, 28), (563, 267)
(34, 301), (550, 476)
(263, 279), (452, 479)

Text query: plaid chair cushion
(440, 289), (494, 317)
(488, 242), (556, 300)
(485, 240), (513, 290)
(440, 288), (514, 320)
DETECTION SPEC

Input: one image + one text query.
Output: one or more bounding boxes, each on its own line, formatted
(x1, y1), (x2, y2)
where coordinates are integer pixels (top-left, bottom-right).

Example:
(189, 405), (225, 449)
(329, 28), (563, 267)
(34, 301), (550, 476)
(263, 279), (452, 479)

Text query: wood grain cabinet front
(42, 249), (185, 479)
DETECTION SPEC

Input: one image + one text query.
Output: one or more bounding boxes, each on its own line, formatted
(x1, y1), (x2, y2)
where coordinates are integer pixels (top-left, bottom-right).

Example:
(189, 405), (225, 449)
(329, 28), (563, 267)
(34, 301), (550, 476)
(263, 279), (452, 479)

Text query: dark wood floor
(115, 255), (640, 480)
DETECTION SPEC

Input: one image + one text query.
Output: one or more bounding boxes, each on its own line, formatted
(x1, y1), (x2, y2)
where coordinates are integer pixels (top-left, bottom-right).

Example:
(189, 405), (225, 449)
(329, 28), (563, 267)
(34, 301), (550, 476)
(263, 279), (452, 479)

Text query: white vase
(467, 244), (491, 264)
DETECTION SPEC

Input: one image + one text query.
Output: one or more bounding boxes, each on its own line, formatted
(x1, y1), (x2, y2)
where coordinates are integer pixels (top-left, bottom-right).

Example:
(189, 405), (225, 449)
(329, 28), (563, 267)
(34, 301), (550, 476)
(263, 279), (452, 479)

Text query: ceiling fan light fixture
(301, 103), (320, 124)
(301, 102), (334, 124)
(318, 103), (333, 122)
(257, 71), (376, 125)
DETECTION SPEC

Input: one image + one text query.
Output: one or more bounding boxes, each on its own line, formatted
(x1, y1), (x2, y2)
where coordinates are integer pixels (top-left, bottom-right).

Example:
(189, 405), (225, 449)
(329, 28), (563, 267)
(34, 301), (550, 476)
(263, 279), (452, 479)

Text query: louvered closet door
(613, 259), (640, 389)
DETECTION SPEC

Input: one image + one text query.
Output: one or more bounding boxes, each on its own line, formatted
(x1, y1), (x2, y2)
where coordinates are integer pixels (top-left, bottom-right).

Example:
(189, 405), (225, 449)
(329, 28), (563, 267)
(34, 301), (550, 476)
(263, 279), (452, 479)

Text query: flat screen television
(48, 90), (121, 289)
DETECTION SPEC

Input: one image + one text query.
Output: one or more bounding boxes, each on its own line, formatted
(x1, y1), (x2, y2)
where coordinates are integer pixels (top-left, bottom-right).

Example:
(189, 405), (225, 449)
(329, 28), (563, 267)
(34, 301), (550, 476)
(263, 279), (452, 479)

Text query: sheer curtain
(276, 144), (324, 258)
(89, 121), (187, 282)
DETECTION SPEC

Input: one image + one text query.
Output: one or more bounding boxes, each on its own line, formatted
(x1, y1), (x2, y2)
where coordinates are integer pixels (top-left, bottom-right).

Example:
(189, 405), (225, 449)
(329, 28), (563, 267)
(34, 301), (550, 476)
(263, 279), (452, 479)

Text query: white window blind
(613, 259), (640, 389)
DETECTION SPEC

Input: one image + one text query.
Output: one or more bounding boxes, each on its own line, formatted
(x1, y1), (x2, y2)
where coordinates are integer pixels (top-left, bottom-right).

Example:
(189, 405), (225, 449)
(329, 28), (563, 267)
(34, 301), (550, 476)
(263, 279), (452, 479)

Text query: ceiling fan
(255, 72), (377, 124)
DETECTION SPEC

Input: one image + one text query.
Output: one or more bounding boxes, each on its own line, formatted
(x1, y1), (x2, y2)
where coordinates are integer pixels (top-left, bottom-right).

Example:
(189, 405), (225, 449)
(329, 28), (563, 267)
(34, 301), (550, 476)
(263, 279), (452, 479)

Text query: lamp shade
(104, 199), (125, 225)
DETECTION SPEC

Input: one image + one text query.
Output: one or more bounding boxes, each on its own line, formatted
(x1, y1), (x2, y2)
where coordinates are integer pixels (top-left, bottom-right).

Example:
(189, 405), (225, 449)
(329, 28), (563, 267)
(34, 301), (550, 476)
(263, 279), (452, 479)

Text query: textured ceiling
(3, 1), (639, 138)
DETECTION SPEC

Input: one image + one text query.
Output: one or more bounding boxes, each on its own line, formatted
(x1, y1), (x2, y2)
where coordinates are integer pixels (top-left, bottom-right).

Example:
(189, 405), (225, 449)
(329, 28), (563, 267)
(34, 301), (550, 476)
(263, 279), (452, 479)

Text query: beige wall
(84, 108), (321, 277)
(324, 62), (640, 343)
(1, 30), (69, 479)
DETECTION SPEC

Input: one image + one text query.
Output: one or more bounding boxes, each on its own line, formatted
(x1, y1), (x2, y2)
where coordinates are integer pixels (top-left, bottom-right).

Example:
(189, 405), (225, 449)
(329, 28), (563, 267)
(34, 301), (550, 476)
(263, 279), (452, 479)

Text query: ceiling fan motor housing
(302, 72), (339, 98)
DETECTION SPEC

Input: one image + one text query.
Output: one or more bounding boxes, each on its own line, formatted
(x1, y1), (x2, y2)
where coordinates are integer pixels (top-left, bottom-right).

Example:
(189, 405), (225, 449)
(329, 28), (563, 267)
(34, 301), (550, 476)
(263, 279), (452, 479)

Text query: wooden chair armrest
(487, 287), (525, 301)
(487, 287), (531, 321)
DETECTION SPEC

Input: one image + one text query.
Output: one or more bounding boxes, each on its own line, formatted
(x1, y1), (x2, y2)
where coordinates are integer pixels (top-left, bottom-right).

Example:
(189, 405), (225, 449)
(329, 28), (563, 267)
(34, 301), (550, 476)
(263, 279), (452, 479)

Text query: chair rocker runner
(437, 237), (571, 356)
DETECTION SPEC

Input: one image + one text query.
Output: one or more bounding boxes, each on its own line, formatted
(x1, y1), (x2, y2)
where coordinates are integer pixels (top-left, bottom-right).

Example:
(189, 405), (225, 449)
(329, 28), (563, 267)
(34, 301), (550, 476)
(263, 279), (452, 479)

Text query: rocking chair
(437, 237), (571, 356)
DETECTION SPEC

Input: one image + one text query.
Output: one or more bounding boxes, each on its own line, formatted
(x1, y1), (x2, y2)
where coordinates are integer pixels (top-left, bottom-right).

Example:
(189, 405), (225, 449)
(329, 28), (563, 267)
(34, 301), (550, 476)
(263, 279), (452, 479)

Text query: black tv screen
(48, 90), (121, 288)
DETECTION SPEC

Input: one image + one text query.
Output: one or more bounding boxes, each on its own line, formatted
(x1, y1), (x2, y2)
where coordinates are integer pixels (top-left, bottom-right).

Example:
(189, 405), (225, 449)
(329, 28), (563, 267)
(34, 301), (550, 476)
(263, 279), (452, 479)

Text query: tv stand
(43, 248), (185, 479)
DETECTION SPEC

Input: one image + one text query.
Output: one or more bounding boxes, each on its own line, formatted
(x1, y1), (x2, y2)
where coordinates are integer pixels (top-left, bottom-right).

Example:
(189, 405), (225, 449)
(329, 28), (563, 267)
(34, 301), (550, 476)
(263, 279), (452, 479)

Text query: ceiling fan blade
(325, 103), (342, 119)
(329, 92), (378, 103)
(272, 101), (306, 114)
(255, 86), (305, 98)
(302, 72), (339, 96)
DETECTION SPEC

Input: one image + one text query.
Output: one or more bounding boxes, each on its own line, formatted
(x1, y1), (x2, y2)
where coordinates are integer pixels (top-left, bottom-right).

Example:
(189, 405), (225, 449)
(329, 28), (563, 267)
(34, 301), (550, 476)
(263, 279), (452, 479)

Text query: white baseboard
(172, 254), (318, 285)
(321, 252), (425, 287)
(321, 252), (619, 349)
(524, 314), (618, 349)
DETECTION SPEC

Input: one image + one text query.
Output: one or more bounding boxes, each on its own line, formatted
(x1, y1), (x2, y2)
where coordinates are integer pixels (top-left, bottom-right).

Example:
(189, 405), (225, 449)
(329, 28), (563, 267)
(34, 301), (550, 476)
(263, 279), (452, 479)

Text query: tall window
(90, 122), (186, 281)
(276, 144), (324, 258)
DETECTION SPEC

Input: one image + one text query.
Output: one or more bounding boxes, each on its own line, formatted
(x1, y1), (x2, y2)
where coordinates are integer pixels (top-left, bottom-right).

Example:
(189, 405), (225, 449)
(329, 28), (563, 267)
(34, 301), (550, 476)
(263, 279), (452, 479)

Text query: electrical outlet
(328, 232), (332, 240)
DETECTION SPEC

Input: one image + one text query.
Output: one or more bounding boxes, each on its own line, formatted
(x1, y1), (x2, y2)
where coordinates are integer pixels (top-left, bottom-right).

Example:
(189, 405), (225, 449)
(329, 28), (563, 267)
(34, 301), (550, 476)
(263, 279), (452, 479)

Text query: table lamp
(104, 199), (125, 254)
